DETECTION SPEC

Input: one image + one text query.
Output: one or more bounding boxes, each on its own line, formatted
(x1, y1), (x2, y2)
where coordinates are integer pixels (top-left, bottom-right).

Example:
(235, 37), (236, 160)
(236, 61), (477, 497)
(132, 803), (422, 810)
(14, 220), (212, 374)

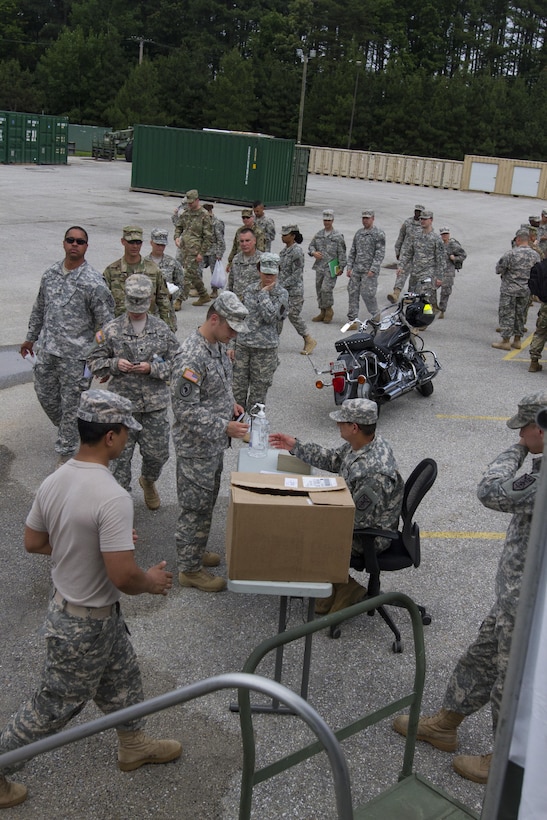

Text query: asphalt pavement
(0, 158), (541, 818)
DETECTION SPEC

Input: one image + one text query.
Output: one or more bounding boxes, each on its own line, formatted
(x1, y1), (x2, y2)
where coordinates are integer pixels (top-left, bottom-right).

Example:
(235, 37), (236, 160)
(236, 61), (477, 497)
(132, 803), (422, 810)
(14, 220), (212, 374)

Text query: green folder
(328, 258), (341, 278)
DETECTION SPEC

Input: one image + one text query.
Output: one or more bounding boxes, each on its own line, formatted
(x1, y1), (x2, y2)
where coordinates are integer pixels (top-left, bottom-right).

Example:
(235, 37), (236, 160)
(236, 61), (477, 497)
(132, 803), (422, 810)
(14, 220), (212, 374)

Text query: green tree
(204, 48), (257, 131)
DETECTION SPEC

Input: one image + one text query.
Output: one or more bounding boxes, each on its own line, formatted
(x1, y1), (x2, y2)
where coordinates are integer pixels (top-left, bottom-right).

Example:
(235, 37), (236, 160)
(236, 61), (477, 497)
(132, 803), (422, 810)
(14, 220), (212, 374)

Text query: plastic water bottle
(248, 403), (269, 458)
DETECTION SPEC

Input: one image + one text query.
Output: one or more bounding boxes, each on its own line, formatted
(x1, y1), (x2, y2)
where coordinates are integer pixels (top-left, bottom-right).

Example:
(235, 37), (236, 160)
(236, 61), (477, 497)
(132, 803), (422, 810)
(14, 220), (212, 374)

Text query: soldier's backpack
(528, 259), (547, 303)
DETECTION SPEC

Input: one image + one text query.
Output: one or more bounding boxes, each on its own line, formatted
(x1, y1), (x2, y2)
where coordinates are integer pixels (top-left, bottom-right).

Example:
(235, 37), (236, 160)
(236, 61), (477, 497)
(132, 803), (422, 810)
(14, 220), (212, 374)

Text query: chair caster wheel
(392, 639), (403, 653)
(422, 614), (432, 626)
(330, 625), (341, 639)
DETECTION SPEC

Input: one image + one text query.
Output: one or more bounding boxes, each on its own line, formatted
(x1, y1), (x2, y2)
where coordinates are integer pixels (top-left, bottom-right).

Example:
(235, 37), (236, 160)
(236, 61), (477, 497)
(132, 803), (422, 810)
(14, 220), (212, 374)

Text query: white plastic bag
(211, 260), (227, 290)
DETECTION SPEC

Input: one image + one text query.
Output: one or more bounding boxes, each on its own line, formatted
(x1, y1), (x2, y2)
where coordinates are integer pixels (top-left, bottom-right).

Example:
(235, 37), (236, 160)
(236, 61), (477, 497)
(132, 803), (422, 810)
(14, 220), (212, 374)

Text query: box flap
(231, 471), (348, 494)
(276, 453), (311, 475)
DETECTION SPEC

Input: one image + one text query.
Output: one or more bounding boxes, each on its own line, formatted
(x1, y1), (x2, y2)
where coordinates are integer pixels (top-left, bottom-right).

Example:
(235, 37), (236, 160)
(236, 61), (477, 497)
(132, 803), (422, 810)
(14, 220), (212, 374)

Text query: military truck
(91, 128), (134, 161)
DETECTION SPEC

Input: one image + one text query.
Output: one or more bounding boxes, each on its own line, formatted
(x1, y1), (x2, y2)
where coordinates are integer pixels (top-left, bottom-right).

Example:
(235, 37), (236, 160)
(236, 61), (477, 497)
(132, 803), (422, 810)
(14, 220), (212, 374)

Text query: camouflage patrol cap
(125, 274), (152, 313)
(362, 209), (375, 218)
(211, 290), (250, 333)
(281, 224), (299, 235)
(259, 252), (280, 274)
(123, 226), (143, 241)
(542, 209), (547, 217)
(241, 208), (253, 218)
(329, 398), (378, 425)
(323, 209), (334, 220)
(414, 204), (425, 211)
(186, 189), (199, 202)
(529, 216), (540, 224)
(420, 210), (433, 219)
(439, 226), (450, 234)
(151, 228), (168, 245)
(506, 392), (547, 429)
(77, 389), (142, 431)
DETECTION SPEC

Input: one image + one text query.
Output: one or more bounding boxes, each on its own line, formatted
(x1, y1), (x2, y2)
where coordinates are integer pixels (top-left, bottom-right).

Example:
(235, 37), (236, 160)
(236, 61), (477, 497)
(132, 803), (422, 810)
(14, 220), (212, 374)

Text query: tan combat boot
(529, 359), (543, 372)
(117, 730), (182, 772)
(173, 298), (183, 311)
(301, 335), (317, 355)
(192, 293), (212, 306)
(452, 753), (492, 784)
(314, 587), (336, 615)
(0, 776), (27, 808)
(491, 338), (511, 350)
(512, 335), (521, 349)
(323, 307), (334, 324)
(312, 309), (326, 322)
(202, 551), (221, 567)
(392, 708), (464, 752)
(438, 311), (445, 319)
(139, 476), (160, 510)
(178, 569), (226, 592)
(328, 578), (366, 613)
(387, 287), (401, 304)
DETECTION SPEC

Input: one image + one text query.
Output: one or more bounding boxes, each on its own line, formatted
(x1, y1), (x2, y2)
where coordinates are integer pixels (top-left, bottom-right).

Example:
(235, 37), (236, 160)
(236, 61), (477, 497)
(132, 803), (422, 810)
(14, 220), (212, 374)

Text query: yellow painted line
(435, 414), (509, 421)
(422, 531), (505, 539)
(502, 334), (532, 360)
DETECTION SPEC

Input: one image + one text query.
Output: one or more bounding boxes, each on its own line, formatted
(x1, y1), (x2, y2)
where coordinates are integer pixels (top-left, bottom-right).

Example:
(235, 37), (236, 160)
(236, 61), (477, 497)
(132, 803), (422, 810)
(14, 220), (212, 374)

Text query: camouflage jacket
(395, 216), (422, 258)
(399, 230), (447, 282)
(254, 215), (276, 251)
(227, 251), (262, 300)
(87, 313), (180, 412)
(174, 207), (213, 257)
(27, 259), (114, 358)
(308, 228), (347, 273)
(443, 237), (467, 273)
(495, 246), (540, 295)
(145, 252), (184, 290)
(291, 434), (404, 550)
(279, 243), (305, 295)
(171, 329), (236, 458)
(103, 256), (174, 330)
(206, 216), (226, 259)
(477, 444), (542, 617)
(347, 226), (386, 275)
(228, 225), (267, 265)
(237, 280), (289, 349)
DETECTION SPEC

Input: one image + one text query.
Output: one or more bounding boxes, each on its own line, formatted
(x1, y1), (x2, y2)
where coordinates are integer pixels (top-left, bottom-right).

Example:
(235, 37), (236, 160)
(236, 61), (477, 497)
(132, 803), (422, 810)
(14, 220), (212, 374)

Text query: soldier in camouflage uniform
(492, 229), (540, 351)
(232, 253), (288, 411)
(438, 227), (467, 318)
(252, 200), (276, 251)
(227, 228), (262, 299)
(270, 398), (404, 615)
(388, 204), (425, 302)
(0, 389), (181, 810)
(346, 209), (386, 320)
(393, 392), (546, 785)
(88, 276), (180, 510)
(20, 226), (114, 464)
(398, 210), (446, 312)
(173, 189), (213, 306)
(307, 208), (347, 323)
(145, 227), (185, 323)
(226, 208), (267, 268)
(202, 203), (226, 297)
(171, 292), (250, 592)
(280, 224), (317, 355)
(537, 208), (547, 258)
(103, 226), (174, 331)
(529, 258), (547, 371)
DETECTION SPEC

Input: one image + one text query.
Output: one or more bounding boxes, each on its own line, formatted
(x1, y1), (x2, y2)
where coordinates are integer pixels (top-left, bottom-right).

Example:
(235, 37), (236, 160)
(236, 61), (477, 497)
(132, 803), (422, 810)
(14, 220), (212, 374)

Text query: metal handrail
(0, 672), (353, 819)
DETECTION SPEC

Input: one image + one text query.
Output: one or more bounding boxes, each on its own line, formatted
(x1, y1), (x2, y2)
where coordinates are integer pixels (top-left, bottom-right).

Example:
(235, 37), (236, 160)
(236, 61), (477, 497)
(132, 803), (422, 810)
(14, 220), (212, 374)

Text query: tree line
(1, 0), (546, 160)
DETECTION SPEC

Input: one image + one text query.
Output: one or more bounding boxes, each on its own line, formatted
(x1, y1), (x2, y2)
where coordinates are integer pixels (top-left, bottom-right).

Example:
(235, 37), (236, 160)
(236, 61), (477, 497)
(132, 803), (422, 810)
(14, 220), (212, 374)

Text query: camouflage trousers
(315, 268), (337, 309)
(394, 265), (412, 293)
(0, 597), (144, 776)
(232, 345), (279, 412)
(497, 291), (529, 338)
(442, 606), (514, 732)
(279, 292), (308, 338)
(529, 302), (547, 360)
(347, 271), (379, 319)
(438, 270), (456, 312)
(34, 352), (91, 456)
(180, 253), (207, 297)
(175, 452), (223, 572)
(111, 408), (170, 491)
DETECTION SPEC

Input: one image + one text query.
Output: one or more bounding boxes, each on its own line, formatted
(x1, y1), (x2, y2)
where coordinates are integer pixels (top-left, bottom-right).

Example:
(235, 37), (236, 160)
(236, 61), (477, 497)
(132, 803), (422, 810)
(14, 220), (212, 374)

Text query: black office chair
(330, 458), (438, 652)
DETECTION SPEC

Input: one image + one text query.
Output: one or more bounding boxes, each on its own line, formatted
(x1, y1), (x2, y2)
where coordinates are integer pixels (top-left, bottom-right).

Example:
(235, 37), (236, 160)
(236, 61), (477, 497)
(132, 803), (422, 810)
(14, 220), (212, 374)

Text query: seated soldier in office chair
(270, 398), (404, 614)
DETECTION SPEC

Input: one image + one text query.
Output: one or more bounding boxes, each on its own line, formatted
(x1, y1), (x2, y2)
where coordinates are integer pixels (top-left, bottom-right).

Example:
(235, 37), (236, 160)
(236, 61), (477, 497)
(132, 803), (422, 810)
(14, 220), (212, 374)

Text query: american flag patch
(182, 367), (201, 384)
(94, 329), (106, 344)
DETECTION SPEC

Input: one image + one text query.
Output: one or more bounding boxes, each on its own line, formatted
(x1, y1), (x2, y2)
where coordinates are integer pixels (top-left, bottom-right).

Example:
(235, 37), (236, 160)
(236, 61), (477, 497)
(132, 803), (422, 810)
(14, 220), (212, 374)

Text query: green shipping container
(1, 111), (68, 165)
(130, 125), (308, 207)
(68, 124), (111, 154)
(0, 114), (6, 164)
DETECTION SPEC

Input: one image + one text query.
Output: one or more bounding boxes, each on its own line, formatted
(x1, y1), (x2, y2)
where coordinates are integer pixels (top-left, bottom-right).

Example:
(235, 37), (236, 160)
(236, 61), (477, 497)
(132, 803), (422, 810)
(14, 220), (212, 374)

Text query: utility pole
(296, 48), (316, 145)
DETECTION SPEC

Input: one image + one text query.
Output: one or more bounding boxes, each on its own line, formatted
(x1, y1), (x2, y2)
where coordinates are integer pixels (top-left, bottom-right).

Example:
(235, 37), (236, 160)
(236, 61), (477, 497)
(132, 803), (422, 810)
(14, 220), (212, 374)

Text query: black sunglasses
(65, 237), (87, 245)
(126, 239), (143, 245)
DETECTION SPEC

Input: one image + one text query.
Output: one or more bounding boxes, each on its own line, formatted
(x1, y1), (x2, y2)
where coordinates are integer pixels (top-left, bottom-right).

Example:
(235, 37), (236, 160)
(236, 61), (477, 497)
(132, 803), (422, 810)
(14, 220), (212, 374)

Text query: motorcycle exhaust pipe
(376, 382), (411, 401)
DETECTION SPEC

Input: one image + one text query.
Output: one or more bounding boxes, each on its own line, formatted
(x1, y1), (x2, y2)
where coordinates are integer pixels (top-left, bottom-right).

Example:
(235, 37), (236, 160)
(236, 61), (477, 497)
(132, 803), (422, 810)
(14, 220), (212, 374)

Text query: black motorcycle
(311, 294), (441, 408)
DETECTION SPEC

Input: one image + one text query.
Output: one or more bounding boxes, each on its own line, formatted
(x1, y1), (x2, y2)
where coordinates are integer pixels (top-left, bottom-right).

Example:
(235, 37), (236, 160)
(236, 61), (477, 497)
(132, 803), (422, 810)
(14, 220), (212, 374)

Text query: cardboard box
(226, 472), (355, 582)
